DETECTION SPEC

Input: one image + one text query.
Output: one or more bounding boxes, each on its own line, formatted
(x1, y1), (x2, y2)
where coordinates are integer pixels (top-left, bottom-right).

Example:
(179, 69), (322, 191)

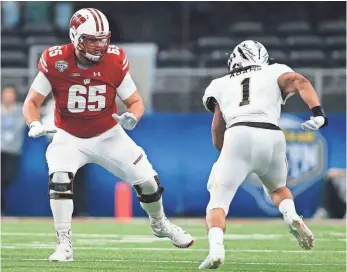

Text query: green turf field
(1, 218), (345, 271)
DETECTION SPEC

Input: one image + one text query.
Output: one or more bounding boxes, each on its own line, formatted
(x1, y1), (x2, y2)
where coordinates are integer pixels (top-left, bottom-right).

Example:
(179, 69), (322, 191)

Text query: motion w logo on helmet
(70, 14), (87, 30)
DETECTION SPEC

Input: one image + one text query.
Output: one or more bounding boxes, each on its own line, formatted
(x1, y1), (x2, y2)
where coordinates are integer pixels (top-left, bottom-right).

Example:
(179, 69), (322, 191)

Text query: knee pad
(133, 175), (164, 203)
(48, 172), (74, 200)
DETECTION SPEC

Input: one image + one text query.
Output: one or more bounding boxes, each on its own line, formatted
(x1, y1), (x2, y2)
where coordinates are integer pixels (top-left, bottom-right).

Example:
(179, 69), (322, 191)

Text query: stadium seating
(1, 50), (27, 68)
(277, 21), (312, 34)
(289, 50), (326, 68)
(0, 2), (345, 69)
(317, 20), (346, 34)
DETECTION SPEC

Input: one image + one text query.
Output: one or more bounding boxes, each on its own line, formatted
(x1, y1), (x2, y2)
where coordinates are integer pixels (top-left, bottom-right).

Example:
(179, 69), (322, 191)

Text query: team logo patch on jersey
(84, 78), (91, 85)
(55, 61), (68, 72)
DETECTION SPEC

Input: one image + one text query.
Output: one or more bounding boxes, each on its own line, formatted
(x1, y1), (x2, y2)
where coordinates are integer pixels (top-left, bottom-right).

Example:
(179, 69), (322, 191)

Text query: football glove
(301, 106), (328, 132)
(112, 112), (138, 130)
(28, 121), (56, 138)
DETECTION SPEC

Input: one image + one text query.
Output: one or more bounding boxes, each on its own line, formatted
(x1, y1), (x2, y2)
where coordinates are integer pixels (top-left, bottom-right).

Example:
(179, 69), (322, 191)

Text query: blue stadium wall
(5, 113), (346, 217)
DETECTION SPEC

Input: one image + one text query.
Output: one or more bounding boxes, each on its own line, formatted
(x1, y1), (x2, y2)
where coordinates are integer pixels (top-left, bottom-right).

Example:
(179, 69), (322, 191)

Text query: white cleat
(48, 231), (73, 262)
(199, 244), (225, 269)
(284, 213), (315, 250)
(151, 217), (194, 248)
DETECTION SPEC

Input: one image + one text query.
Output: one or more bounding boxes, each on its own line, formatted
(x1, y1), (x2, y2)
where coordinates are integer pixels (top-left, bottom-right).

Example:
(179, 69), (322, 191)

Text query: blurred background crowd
(1, 1), (346, 219)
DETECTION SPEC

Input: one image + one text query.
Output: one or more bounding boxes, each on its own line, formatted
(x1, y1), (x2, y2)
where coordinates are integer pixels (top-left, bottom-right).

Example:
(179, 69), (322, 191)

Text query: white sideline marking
(1, 258), (345, 266)
(2, 232), (345, 241)
(1, 244), (345, 254)
(325, 231), (347, 237)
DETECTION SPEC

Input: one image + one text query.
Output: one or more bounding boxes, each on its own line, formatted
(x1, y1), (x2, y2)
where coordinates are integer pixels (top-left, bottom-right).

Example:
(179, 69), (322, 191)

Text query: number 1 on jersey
(239, 77), (250, 106)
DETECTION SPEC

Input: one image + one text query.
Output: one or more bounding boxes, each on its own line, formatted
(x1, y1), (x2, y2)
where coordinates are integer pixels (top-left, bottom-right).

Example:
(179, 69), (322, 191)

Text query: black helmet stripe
(237, 47), (249, 60)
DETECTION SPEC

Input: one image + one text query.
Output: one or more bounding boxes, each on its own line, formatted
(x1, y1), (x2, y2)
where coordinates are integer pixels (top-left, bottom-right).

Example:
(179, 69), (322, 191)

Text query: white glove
(301, 116), (326, 131)
(28, 121), (56, 138)
(112, 112), (138, 130)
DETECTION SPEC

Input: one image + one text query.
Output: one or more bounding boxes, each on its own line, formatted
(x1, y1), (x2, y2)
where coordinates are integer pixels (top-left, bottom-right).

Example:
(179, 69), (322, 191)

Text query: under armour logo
(93, 72), (101, 76)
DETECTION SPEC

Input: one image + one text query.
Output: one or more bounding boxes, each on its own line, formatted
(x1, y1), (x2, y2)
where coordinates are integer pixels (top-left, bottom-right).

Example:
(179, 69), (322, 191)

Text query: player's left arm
(112, 70), (144, 130)
(121, 90), (145, 121)
(111, 47), (145, 130)
(211, 103), (226, 151)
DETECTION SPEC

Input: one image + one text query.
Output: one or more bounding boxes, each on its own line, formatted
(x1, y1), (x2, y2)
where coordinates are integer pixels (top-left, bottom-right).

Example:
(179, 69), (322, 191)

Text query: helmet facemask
(77, 33), (111, 62)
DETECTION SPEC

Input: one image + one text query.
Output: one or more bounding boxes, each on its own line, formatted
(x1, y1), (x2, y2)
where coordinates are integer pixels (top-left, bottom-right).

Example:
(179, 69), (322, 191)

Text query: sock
(141, 198), (165, 220)
(278, 199), (297, 217)
(208, 227), (224, 247)
(50, 198), (73, 233)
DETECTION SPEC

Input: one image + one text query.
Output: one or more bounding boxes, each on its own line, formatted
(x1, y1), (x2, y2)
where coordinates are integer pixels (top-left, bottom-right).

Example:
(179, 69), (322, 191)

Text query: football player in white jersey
(199, 40), (328, 269)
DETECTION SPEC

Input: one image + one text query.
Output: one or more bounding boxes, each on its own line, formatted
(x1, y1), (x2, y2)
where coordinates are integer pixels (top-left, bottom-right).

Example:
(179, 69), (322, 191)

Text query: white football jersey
(203, 63), (294, 127)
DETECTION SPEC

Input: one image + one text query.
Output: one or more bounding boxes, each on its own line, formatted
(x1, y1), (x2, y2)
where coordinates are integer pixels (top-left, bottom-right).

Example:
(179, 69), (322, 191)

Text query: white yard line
(1, 244), (345, 254)
(1, 257), (345, 266)
(2, 232), (345, 241)
(2, 217), (345, 225)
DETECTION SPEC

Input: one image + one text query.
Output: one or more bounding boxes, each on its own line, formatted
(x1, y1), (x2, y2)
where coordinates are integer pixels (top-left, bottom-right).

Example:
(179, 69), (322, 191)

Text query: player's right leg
(45, 129), (89, 262)
(199, 127), (251, 270)
(258, 131), (314, 250)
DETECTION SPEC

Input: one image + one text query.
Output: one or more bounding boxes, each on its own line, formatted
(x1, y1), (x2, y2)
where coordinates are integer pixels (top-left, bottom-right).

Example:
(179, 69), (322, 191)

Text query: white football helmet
(227, 40), (269, 71)
(69, 8), (111, 62)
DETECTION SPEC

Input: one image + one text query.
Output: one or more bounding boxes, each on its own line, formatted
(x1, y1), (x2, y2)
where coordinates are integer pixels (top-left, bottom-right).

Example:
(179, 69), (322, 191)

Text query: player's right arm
(23, 49), (55, 137)
(211, 103), (226, 151)
(202, 80), (226, 151)
(23, 87), (46, 126)
(278, 72), (328, 131)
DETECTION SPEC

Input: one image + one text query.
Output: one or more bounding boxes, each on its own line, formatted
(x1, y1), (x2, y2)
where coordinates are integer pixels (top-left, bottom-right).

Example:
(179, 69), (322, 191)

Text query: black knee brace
(48, 172), (74, 200)
(134, 176), (164, 203)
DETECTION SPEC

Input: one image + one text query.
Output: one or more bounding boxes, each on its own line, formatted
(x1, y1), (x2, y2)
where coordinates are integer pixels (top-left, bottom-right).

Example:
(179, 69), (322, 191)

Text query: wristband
(311, 106), (328, 128)
(311, 106), (326, 118)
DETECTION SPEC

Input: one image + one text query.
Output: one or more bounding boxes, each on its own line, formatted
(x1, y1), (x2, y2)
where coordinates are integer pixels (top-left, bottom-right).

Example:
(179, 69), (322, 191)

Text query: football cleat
(199, 244), (225, 269)
(284, 213), (315, 250)
(48, 230), (73, 262)
(150, 217), (194, 248)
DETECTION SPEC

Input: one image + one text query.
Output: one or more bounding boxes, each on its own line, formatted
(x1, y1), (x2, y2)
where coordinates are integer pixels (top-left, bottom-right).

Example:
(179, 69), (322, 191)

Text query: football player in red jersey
(22, 8), (194, 262)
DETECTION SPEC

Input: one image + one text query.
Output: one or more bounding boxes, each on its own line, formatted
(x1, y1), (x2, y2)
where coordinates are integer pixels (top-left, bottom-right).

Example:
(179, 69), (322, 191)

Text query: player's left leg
(259, 131), (314, 250)
(133, 175), (194, 248)
(94, 125), (193, 248)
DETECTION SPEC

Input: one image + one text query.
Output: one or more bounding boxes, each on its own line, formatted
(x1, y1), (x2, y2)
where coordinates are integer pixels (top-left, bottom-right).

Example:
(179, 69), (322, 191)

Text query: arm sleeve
(116, 72), (137, 100)
(30, 71), (52, 96)
(119, 47), (130, 83)
(274, 64), (295, 105)
(38, 49), (49, 74)
(202, 81), (219, 112)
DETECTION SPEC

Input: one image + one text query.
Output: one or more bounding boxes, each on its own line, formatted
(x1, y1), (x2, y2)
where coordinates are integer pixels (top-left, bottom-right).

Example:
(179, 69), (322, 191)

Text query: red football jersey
(38, 43), (129, 138)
